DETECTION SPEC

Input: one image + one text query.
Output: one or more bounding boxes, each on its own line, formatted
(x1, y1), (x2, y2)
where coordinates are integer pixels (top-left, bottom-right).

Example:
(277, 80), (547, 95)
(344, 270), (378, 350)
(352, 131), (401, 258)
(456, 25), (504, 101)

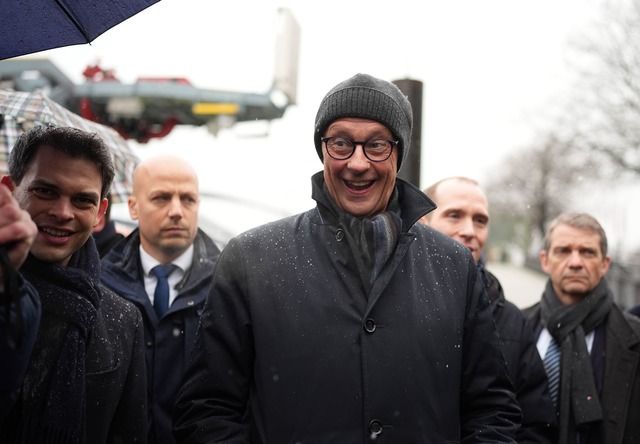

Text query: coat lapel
(601, 307), (640, 444)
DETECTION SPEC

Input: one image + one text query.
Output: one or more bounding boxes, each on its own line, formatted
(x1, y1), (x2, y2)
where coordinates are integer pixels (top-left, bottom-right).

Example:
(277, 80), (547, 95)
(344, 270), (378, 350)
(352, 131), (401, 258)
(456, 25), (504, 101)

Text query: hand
(0, 183), (37, 280)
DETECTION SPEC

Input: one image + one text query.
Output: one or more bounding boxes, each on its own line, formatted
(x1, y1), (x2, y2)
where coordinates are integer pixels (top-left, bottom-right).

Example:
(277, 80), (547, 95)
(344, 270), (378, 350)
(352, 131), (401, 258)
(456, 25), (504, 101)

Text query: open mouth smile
(345, 180), (374, 191)
(40, 227), (73, 237)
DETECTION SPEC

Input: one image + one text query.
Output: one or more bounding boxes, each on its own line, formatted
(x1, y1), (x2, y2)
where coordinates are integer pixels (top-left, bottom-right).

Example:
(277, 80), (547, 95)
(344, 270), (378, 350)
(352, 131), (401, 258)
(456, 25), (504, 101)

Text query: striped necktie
(544, 338), (561, 408)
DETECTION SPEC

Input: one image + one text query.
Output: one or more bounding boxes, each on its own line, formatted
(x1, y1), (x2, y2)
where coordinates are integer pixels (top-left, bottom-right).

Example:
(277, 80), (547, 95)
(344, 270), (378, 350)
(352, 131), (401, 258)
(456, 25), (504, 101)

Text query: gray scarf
(540, 278), (613, 444)
(323, 185), (402, 292)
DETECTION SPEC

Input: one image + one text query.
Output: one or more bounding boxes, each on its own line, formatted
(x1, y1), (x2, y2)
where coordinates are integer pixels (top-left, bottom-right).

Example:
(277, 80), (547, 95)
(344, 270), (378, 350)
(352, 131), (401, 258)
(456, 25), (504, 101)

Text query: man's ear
(93, 201), (108, 232)
(93, 198), (108, 229)
(1, 175), (16, 191)
(128, 196), (139, 221)
(539, 250), (549, 274)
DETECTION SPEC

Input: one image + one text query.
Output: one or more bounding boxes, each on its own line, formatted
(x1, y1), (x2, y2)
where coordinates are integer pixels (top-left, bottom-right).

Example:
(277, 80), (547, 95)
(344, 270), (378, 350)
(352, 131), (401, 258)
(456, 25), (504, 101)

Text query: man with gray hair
(524, 212), (640, 444)
(174, 73), (520, 443)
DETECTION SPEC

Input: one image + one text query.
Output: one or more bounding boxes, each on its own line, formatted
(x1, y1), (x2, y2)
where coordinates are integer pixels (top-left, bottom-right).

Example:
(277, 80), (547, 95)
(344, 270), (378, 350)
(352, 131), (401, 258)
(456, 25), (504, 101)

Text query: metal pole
(393, 78), (423, 188)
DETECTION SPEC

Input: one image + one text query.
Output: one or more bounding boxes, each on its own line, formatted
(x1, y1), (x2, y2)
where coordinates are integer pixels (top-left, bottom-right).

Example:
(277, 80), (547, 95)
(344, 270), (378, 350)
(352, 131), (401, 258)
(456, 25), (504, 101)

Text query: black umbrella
(0, 0), (160, 60)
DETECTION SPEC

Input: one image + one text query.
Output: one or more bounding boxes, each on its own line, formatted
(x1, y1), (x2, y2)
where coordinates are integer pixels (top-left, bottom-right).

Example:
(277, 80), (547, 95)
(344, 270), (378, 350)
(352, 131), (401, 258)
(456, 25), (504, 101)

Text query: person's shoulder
(98, 284), (142, 323)
(604, 304), (640, 345)
(413, 222), (471, 255)
(521, 302), (541, 323)
(494, 297), (539, 340)
(101, 229), (137, 265)
(624, 312), (640, 329)
(194, 228), (222, 256)
(627, 304), (640, 317)
(232, 211), (312, 242)
(618, 306), (640, 335)
(482, 268), (500, 285)
(498, 297), (526, 319)
(413, 221), (457, 248)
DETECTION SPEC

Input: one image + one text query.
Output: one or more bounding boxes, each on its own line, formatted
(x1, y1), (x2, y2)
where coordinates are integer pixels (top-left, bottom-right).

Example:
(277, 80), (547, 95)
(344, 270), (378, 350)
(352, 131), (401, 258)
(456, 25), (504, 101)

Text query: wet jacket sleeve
(0, 278), (41, 418)
(173, 240), (252, 444)
(460, 266), (521, 443)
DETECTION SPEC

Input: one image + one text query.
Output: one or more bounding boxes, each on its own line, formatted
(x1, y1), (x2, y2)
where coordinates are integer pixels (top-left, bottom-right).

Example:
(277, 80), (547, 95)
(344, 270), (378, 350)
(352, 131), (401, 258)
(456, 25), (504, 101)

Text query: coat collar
(104, 227), (219, 294)
(309, 171), (435, 233)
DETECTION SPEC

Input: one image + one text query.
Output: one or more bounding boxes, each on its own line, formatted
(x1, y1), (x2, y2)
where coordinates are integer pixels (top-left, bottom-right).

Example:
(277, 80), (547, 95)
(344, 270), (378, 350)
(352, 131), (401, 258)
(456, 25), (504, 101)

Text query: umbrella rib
(55, 0), (91, 42)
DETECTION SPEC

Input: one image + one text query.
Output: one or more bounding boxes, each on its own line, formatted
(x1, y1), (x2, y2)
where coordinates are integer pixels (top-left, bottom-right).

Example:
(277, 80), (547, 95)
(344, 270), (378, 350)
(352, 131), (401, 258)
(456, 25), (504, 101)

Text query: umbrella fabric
(0, 89), (139, 203)
(0, 0), (160, 60)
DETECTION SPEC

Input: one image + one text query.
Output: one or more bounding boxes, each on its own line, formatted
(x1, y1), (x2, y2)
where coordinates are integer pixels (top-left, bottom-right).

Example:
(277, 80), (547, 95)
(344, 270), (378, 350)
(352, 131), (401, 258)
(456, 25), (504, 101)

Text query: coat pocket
(87, 359), (121, 389)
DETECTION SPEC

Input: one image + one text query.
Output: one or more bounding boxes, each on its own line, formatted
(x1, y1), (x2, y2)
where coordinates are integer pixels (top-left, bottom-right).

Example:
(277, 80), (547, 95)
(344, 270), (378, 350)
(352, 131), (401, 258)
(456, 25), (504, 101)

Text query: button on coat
(174, 173), (520, 443)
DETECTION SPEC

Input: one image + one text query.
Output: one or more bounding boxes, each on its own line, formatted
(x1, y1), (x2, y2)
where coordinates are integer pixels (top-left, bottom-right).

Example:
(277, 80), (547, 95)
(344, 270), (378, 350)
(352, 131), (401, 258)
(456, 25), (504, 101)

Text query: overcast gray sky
(27, 0), (601, 184)
(19, 0), (639, 253)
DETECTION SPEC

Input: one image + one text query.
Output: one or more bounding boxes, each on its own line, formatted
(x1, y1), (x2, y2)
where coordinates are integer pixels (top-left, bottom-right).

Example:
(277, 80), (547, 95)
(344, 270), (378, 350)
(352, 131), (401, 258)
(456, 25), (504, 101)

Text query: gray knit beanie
(314, 73), (413, 171)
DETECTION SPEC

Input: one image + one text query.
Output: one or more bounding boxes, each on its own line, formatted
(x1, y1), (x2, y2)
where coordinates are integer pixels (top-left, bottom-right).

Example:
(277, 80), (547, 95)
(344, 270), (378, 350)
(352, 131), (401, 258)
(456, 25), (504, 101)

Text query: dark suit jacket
(102, 228), (220, 444)
(525, 301), (640, 444)
(484, 269), (556, 443)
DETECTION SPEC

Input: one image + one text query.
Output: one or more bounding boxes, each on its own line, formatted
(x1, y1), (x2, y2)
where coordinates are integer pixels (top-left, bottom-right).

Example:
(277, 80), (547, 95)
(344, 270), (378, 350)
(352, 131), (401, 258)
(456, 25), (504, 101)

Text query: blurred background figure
(421, 176), (557, 443)
(523, 212), (640, 444)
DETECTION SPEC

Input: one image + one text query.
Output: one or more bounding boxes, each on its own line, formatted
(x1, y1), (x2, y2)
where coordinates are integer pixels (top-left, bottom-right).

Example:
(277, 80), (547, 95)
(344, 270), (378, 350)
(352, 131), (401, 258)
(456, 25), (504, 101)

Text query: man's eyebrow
(75, 191), (101, 202)
(27, 178), (58, 190)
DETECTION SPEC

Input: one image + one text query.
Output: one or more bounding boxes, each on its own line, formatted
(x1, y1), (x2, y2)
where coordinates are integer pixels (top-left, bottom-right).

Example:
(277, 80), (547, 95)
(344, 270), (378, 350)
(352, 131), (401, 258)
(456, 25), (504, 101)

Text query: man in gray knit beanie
(314, 73), (413, 171)
(174, 73), (521, 444)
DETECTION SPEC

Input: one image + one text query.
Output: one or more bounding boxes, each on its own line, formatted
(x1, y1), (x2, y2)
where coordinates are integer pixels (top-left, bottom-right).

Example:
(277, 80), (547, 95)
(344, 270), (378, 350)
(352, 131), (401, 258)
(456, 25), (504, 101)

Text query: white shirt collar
(139, 244), (195, 277)
(139, 244), (195, 309)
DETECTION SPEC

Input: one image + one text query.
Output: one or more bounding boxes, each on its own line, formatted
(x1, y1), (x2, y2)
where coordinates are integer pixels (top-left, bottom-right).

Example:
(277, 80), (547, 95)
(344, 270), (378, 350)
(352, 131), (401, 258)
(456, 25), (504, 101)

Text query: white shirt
(140, 245), (194, 307)
(537, 327), (595, 358)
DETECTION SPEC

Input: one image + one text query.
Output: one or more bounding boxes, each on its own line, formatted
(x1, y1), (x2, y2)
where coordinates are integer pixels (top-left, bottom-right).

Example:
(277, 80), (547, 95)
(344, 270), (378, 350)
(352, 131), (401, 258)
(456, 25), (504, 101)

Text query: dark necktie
(151, 264), (177, 319)
(544, 337), (561, 408)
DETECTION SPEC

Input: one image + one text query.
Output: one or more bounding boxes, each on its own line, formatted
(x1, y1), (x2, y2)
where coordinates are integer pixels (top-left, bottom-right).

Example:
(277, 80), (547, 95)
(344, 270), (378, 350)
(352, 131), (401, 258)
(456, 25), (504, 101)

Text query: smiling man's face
(8, 145), (107, 266)
(322, 117), (398, 218)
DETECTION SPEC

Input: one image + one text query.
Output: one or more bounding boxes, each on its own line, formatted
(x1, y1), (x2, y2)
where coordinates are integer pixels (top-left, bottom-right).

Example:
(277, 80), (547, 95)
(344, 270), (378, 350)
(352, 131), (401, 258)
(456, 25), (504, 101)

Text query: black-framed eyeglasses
(321, 137), (398, 162)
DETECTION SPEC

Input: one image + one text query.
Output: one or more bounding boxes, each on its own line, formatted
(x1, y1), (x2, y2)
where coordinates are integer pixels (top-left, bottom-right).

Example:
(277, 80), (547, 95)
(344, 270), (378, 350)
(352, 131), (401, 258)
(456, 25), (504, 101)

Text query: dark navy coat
(0, 279), (40, 417)
(101, 228), (220, 444)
